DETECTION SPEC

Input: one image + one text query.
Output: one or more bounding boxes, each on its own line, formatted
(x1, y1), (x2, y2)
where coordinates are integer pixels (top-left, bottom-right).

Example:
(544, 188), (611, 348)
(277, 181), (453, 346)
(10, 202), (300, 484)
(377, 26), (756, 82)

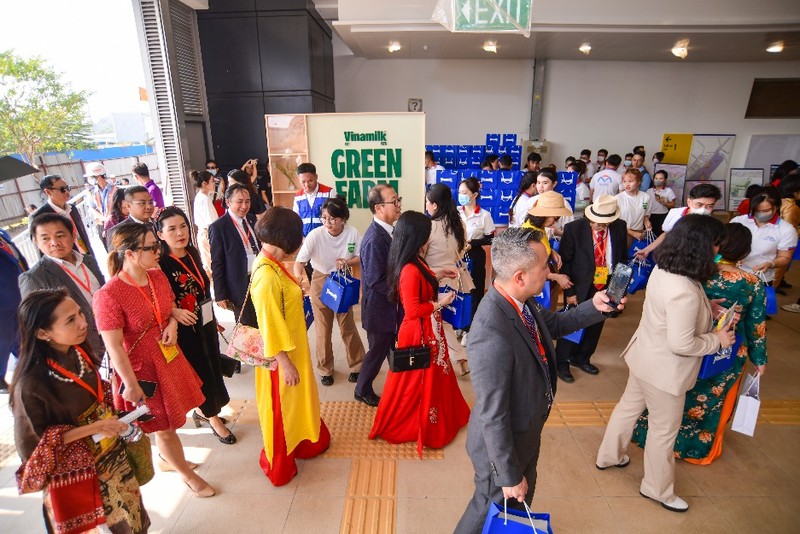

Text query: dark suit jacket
(29, 203), (93, 257)
(209, 212), (258, 307)
(18, 254), (106, 357)
(360, 220), (398, 333)
(466, 287), (605, 487)
(560, 217), (627, 302)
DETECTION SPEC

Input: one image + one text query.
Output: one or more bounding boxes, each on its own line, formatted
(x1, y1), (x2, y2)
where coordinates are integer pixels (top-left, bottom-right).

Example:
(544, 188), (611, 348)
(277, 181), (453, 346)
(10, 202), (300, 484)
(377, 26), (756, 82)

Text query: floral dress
(632, 268), (767, 462)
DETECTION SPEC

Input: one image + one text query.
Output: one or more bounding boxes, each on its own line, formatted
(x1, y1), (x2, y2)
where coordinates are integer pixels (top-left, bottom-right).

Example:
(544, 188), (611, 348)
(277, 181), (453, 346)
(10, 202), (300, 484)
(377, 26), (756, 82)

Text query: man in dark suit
(210, 184), (260, 328)
(353, 184), (402, 407)
(19, 213), (106, 357)
(455, 228), (622, 533)
(105, 186), (156, 248)
(556, 194), (628, 382)
(0, 228), (28, 392)
(29, 175), (95, 258)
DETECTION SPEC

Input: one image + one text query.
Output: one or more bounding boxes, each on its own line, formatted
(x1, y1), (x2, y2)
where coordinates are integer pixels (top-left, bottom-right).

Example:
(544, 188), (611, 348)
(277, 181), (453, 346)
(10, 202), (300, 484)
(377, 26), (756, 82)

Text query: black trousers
(464, 246), (487, 333)
(354, 329), (394, 397)
(555, 287), (604, 369)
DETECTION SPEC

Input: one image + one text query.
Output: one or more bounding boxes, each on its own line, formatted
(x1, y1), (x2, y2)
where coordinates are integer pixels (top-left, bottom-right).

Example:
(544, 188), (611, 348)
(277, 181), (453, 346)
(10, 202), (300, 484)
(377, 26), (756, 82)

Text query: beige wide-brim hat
(527, 190), (573, 217)
(584, 194), (621, 223)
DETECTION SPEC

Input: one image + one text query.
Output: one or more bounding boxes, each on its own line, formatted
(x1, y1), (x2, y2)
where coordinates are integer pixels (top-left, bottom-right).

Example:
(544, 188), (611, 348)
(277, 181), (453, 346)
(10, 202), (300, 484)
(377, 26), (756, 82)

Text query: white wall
(334, 36), (534, 145)
(541, 60), (800, 170)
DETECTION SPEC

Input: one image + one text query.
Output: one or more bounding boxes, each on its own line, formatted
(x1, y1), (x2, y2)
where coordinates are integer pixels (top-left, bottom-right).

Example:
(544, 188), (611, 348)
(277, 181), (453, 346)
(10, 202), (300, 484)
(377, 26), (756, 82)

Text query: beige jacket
(424, 218), (475, 293)
(622, 267), (720, 396)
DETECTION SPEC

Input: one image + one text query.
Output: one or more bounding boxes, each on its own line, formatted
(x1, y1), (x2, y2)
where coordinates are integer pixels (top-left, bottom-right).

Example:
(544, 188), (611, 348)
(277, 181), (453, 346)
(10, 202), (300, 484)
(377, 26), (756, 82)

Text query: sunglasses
(137, 244), (160, 253)
(47, 186), (71, 193)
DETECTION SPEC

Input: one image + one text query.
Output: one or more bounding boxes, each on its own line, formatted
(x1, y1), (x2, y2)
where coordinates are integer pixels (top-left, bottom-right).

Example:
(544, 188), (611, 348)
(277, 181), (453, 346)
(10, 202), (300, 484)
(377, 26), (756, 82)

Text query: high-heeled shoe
(192, 411), (228, 427)
(210, 425), (237, 445)
(158, 454), (198, 472)
(184, 480), (216, 498)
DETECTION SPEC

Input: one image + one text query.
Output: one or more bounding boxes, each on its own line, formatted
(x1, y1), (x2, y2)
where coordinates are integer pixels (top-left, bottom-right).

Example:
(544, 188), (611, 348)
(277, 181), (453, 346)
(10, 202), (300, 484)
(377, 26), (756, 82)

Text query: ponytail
(509, 171), (538, 220)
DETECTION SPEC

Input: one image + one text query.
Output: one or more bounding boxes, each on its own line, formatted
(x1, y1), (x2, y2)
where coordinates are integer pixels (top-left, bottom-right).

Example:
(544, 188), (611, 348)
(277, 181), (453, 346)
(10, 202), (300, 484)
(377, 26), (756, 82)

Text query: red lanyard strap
(120, 271), (165, 327)
(494, 282), (547, 357)
(230, 213), (256, 252)
(47, 346), (103, 403)
(59, 262), (93, 295)
(169, 252), (206, 292)
(261, 250), (301, 288)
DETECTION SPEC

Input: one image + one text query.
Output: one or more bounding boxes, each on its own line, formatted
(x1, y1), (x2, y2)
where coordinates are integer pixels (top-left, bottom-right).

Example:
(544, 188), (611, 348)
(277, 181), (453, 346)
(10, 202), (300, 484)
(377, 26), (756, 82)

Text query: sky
(0, 0), (148, 122)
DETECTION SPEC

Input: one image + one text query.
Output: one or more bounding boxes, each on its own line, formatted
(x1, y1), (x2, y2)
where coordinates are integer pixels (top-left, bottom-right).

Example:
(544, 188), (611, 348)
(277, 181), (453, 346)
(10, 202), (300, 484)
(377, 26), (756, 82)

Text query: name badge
(158, 341), (180, 363)
(594, 266), (609, 286)
(247, 252), (256, 272)
(200, 298), (214, 326)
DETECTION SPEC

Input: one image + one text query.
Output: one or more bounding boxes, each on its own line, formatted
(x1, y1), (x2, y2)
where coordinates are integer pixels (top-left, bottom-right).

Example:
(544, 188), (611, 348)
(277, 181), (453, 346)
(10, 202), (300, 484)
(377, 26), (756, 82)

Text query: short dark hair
(205, 159), (218, 167)
(633, 150), (646, 157)
(580, 149), (591, 157)
(254, 206), (303, 254)
(499, 154), (513, 167)
(654, 214), (724, 283)
(527, 152), (542, 163)
(538, 168), (557, 184)
(564, 156), (576, 165)
(607, 154), (622, 167)
(30, 212), (73, 237)
(425, 150), (435, 160)
(654, 169), (668, 180)
(654, 151), (665, 160)
(719, 223), (751, 263)
(227, 169), (248, 183)
(625, 153), (634, 159)
(296, 162), (316, 175)
(367, 184), (393, 214)
(124, 185), (149, 201)
(598, 148), (608, 156)
(132, 162), (149, 177)
(321, 196), (349, 221)
(225, 183), (251, 200)
(779, 174), (800, 198)
(39, 174), (63, 191)
(688, 183), (721, 201)
(460, 177), (480, 195)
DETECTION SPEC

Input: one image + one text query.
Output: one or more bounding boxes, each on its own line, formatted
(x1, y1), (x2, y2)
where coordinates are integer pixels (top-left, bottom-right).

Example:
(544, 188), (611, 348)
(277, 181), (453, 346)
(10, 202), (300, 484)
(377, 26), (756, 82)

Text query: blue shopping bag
(481, 501), (553, 534)
(549, 238), (560, 253)
(439, 285), (473, 329)
(698, 334), (742, 380)
(304, 295), (314, 329)
(320, 270), (361, 313)
(558, 305), (585, 344)
(627, 229), (656, 261)
(534, 280), (551, 308)
(627, 259), (653, 295)
(765, 284), (778, 315)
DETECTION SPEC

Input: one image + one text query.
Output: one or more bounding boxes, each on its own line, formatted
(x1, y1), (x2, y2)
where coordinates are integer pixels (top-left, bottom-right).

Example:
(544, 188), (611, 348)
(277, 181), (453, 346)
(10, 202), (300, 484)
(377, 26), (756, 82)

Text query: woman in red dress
(94, 223), (213, 497)
(369, 211), (470, 457)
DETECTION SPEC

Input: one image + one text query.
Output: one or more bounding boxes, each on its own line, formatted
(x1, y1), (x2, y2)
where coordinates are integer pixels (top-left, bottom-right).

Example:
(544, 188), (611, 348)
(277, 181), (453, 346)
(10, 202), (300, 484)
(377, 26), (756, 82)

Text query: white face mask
(690, 207), (711, 216)
(597, 156), (605, 162)
(208, 168), (218, 177)
(88, 177), (97, 186)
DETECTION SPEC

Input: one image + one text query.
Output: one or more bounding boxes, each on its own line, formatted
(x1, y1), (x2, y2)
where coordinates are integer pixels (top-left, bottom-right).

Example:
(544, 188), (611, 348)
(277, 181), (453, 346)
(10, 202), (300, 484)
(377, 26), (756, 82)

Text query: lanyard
(230, 213), (256, 252)
(47, 346), (103, 403)
(261, 250), (301, 288)
(493, 282), (547, 358)
(119, 271), (165, 328)
(58, 262), (93, 295)
(169, 252), (206, 292)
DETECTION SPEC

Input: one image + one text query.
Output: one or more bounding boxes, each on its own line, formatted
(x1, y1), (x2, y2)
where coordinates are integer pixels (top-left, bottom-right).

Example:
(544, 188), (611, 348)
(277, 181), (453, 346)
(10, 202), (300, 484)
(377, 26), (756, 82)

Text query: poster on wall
(684, 180), (727, 211)
(729, 168), (765, 211)
(660, 133), (693, 165)
(686, 134), (736, 182)
(653, 163), (687, 207)
(306, 112), (426, 233)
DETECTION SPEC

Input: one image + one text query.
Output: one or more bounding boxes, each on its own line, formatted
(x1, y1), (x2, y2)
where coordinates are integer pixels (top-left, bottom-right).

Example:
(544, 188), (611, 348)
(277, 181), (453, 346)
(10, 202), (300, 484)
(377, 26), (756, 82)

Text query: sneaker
(460, 332), (468, 347)
(639, 491), (689, 513)
(781, 303), (800, 314)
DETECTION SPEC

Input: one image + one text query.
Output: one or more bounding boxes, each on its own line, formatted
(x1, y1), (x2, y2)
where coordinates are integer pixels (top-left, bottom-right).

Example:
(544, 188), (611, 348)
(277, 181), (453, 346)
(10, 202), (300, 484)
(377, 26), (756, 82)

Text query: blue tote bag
(558, 305), (584, 344)
(440, 284), (473, 329)
(698, 334), (742, 380)
(304, 295), (314, 329)
(320, 269), (361, 313)
(534, 280), (551, 308)
(481, 501), (553, 534)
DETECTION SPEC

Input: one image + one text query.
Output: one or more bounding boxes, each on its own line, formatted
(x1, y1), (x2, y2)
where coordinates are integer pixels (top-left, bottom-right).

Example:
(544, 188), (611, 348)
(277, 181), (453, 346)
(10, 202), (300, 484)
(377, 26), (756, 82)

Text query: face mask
(653, 179), (665, 187)
(458, 194), (471, 206)
(208, 168), (218, 176)
(690, 207), (711, 216)
(624, 160), (632, 167)
(754, 212), (773, 223)
(653, 158), (660, 164)
(88, 177), (97, 186)
(597, 156), (605, 162)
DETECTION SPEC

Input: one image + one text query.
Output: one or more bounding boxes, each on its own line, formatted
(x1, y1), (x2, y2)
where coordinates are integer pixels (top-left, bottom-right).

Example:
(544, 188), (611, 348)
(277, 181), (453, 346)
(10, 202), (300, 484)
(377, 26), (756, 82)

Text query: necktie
(521, 304), (553, 409)
(593, 229), (607, 290)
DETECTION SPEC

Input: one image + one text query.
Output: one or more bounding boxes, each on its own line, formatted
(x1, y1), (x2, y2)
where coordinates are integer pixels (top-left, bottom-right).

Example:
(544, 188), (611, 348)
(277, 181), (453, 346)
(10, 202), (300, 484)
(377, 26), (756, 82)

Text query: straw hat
(584, 194), (621, 223)
(527, 191), (572, 217)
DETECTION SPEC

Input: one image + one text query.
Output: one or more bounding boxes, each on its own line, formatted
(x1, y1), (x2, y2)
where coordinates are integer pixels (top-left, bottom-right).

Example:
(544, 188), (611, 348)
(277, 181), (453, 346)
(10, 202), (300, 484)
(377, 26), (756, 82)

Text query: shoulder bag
(388, 276), (432, 372)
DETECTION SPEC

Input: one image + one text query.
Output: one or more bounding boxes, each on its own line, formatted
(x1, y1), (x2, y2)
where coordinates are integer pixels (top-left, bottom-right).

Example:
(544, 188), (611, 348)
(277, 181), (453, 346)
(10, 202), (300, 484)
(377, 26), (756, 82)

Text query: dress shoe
(354, 391), (380, 407)
(639, 491), (689, 513)
(557, 369), (575, 383)
(572, 362), (599, 375)
(192, 411), (228, 427)
(779, 279), (792, 289)
(321, 375), (334, 386)
(348, 372), (360, 383)
(596, 455), (630, 470)
(210, 425), (237, 445)
(185, 480), (216, 498)
(775, 287), (787, 296)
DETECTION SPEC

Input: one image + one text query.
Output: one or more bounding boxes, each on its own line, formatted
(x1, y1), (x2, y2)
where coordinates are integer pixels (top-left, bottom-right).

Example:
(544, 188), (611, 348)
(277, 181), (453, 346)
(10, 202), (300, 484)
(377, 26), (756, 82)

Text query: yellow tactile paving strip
(341, 459), (397, 534)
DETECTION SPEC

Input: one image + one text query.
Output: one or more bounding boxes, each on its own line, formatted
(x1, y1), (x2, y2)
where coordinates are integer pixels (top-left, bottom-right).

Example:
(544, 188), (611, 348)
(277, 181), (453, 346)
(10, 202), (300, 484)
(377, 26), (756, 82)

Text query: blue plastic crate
(497, 189), (516, 210)
(478, 189), (497, 207)
(486, 133), (501, 145)
(502, 133), (518, 146)
(479, 170), (496, 188)
(437, 169), (458, 186)
(492, 206), (510, 226)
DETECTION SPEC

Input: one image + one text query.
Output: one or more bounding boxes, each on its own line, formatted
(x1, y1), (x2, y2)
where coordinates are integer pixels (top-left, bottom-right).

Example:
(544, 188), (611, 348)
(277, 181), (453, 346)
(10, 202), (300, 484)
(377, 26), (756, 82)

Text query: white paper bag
(731, 373), (760, 437)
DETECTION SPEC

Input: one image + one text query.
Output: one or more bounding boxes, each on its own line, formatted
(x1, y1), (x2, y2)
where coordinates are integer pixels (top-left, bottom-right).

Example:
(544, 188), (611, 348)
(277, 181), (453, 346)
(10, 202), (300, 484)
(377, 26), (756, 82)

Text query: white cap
(84, 162), (107, 177)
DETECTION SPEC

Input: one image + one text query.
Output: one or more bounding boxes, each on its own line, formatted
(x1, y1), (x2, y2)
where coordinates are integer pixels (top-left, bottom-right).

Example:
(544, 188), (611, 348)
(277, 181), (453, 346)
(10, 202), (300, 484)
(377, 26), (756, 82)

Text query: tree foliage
(0, 50), (94, 165)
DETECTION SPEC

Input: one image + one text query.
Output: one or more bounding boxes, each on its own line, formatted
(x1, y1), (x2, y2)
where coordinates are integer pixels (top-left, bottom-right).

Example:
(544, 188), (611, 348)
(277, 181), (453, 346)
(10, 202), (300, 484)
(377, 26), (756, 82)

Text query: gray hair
(491, 227), (544, 281)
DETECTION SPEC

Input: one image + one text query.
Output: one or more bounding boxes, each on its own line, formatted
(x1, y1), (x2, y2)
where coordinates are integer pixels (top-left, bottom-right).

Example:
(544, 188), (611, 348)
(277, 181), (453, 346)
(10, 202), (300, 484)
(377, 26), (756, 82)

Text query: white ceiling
(322, 0), (800, 62)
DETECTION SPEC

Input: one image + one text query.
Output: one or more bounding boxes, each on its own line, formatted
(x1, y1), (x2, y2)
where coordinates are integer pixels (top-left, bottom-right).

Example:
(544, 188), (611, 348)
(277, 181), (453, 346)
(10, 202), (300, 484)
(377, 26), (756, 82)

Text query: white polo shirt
(296, 224), (361, 274)
(647, 187), (676, 215)
(616, 191), (652, 231)
(730, 214), (797, 282)
(458, 205), (495, 241)
(662, 207), (689, 233)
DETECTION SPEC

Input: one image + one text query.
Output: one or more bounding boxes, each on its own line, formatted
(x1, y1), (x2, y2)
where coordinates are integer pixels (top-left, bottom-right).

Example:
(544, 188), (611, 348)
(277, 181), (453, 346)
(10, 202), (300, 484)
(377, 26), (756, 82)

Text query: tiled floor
(1, 269), (799, 533)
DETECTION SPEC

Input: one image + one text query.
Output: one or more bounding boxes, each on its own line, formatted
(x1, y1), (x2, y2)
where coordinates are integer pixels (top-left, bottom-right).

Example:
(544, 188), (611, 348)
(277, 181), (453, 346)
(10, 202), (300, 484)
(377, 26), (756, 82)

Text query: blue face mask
(624, 160), (632, 167)
(458, 194), (471, 206)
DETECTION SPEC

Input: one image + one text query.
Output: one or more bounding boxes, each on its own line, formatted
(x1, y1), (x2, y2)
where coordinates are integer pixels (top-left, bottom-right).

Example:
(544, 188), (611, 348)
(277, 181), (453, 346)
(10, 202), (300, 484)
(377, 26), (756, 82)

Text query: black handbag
(388, 281), (432, 372)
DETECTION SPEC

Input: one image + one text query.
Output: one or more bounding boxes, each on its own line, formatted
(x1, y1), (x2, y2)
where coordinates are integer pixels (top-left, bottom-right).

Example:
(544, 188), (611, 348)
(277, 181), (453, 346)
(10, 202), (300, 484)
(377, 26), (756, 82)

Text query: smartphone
(119, 379), (157, 399)
(605, 263), (633, 309)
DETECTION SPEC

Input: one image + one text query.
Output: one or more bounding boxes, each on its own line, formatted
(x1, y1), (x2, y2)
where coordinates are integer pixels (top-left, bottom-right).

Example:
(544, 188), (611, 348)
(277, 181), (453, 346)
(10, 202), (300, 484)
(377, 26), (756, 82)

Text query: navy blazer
(209, 212), (259, 307)
(29, 203), (94, 258)
(360, 220), (398, 333)
(560, 217), (628, 302)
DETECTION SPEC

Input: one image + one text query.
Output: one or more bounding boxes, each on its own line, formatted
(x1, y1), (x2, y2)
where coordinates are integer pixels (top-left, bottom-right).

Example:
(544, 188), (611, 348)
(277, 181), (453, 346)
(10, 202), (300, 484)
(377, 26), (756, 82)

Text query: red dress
(369, 261), (470, 457)
(93, 269), (205, 432)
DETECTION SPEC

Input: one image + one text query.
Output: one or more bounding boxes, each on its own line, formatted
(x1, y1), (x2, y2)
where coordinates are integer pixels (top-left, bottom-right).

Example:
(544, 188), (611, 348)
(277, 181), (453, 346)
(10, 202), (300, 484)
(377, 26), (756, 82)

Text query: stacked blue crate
(556, 171), (579, 211)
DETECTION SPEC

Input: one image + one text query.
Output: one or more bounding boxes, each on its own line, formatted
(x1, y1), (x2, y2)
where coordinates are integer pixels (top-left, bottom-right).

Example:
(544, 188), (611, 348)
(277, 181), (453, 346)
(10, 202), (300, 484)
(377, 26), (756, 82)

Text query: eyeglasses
(378, 197), (402, 207)
(137, 244), (160, 253)
(131, 200), (155, 206)
(47, 186), (71, 193)
(321, 216), (340, 224)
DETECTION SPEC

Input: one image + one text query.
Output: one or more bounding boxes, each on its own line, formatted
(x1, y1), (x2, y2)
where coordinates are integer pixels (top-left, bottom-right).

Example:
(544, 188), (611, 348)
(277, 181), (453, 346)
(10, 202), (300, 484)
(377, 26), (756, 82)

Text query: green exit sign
(454, 0), (532, 33)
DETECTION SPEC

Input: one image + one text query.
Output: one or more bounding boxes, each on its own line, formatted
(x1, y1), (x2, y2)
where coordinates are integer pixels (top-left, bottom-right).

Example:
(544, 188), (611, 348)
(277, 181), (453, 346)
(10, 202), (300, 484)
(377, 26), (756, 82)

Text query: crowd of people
(1, 150), (797, 533)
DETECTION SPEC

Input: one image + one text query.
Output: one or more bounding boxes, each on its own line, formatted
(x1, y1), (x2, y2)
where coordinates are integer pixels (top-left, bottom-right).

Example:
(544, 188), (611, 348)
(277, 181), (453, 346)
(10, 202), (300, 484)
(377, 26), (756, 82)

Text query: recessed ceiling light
(579, 43), (592, 55)
(483, 41), (497, 53)
(766, 41), (784, 53)
(671, 39), (690, 59)
(388, 41), (401, 53)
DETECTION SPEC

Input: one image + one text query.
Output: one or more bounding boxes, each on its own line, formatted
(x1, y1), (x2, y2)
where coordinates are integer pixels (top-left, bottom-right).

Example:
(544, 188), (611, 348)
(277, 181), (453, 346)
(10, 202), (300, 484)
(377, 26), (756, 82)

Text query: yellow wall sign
(661, 133), (693, 165)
